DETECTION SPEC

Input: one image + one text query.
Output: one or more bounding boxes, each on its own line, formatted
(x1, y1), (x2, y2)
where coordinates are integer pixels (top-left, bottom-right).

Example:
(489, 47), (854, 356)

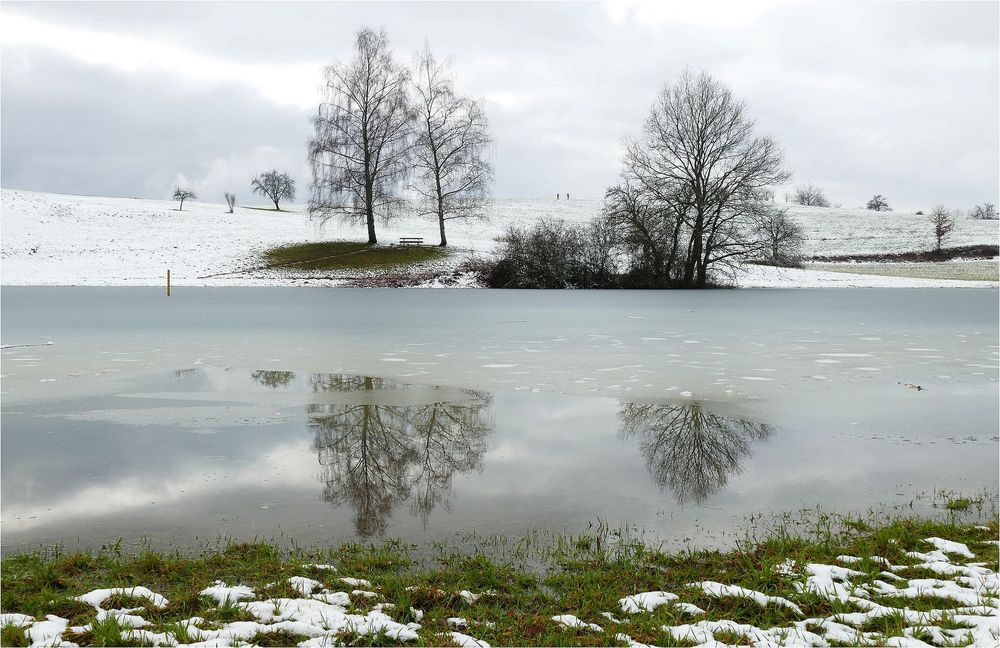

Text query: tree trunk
(366, 208), (377, 245)
(433, 148), (447, 246)
(437, 197), (447, 247)
(179, 199), (184, 211)
(365, 178), (377, 245)
(273, 198), (280, 211)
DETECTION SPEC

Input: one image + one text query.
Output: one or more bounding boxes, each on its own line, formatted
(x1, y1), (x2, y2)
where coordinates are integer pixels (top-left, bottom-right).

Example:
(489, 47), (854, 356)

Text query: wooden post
(167, 269), (171, 297)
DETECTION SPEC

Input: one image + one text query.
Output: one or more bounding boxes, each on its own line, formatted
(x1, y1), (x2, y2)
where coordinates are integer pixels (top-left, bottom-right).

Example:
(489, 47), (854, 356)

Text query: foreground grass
(1, 514), (997, 647)
(263, 241), (448, 272)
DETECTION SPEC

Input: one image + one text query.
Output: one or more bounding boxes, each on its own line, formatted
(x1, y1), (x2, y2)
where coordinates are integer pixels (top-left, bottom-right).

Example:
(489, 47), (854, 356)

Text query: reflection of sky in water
(2, 363), (997, 553)
(1, 288), (997, 552)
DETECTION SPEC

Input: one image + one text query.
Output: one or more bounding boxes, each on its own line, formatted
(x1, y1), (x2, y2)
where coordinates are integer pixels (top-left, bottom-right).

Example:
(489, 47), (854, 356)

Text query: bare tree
(623, 70), (789, 287)
(306, 373), (493, 536)
(308, 375), (415, 538)
(250, 370), (295, 388)
(866, 194), (891, 211)
(602, 180), (684, 284)
(173, 187), (196, 211)
(406, 395), (492, 526)
(251, 170), (295, 211)
(970, 203), (998, 220)
(489, 218), (587, 288)
(619, 401), (773, 506)
(928, 205), (955, 253)
(753, 208), (805, 266)
(411, 47), (494, 247)
(224, 192), (237, 213)
(792, 184), (830, 207)
(309, 28), (413, 245)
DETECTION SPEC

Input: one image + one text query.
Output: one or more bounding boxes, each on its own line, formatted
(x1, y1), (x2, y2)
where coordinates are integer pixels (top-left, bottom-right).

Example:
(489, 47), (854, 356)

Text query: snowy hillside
(1, 188), (996, 287)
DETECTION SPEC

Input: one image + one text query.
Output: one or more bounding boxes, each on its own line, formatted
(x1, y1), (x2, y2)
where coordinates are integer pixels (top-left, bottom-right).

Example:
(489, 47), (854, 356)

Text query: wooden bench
(399, 237), (423, 246)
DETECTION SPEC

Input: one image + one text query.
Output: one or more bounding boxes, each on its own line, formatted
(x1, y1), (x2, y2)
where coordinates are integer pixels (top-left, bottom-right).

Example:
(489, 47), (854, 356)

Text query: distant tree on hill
(929, 205), (955, 252)
(411, 45), (494, 247)
(224, 192), (237, 213)
(866, 194), (891, 211)
(251, 170), (295, 211)
(792, 184), (830, 207)
(753, 208), (805, 266)
(970, 203), (997, 220)
(173, 187), (196, 211)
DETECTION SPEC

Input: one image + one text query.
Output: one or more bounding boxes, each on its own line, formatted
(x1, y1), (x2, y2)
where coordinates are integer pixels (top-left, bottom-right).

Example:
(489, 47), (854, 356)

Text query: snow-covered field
(1, 189), (997, 287)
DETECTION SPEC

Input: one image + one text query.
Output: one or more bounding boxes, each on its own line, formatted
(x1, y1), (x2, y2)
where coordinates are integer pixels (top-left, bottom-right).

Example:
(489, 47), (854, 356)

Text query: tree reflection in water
(304, 374), (493, 538)
(619, 401), (773, 505)
(250, 370), (296, 388)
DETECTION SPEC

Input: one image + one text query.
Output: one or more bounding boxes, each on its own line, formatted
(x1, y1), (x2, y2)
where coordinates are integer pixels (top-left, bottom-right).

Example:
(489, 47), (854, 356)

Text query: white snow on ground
(924, 537), (977, 559)
(619, 591), (679, 613)
(2, 536), (996, 646)
(734, 262), (998, 288)
(689, 581), (805, 615)
(449, 630), (491, 647)
(74, 585), (169, 610)
(551, 614), (604, 632)
(2, 188), (997, 287)
(288, 577), (324, 597)
(198, 581), (255, 606)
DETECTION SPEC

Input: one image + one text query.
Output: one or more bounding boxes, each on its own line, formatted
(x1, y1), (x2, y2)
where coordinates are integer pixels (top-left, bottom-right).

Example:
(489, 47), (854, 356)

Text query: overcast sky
(1, 1), (997, 211)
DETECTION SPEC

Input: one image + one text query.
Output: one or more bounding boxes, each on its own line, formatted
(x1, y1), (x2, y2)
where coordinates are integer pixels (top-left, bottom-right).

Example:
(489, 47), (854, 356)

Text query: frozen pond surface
(1, 287), (997, 552)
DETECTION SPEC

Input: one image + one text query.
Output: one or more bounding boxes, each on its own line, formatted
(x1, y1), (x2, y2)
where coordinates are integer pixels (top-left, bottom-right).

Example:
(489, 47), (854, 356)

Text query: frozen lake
(1, 287), (997, 553)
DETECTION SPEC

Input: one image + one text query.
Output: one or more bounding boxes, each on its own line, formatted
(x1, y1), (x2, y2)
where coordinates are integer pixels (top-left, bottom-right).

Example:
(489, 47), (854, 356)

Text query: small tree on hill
(754, 208), (805, 266)
(251, 170), (295, 211)
(866, 194), (891, 211)
(970, 203), (997, 220)
(224, 192), (237, 213)
(928, 205), (955, 253)
(173, 187), (196, 211)
(792, 184), (830, 207)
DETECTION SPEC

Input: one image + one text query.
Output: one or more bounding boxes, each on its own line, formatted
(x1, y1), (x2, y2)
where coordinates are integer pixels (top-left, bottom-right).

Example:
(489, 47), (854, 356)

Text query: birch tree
(412, 47), (493, 246)
(309, 28), (413, 245)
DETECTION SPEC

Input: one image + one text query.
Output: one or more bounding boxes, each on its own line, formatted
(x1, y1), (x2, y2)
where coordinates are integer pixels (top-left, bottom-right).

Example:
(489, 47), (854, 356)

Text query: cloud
(1, 1), (997, 208)
(0, 12), (323, 108)
(1, 46), (312, 200)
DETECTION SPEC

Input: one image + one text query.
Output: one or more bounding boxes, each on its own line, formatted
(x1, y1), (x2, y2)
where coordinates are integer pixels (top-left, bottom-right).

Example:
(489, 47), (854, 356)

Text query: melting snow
(619, 591), (679, 613)
(5, 534), (998, 648)
(198, 581), (255, 606)
(690, 581), (804, 615)
(449, 630), (491, 647)
(552, 614), (603, 631)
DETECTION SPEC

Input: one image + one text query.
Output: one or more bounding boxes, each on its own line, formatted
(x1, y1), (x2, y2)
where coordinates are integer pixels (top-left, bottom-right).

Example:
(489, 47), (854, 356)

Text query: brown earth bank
(810, 244), (999, 263)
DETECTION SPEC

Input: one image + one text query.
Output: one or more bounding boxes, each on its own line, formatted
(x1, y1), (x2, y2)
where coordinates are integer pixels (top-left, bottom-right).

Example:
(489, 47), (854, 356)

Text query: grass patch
(807, 260), (999, 281)
(0, 624), (30, 647)
(946, 498), (975, 512)
(1, 515), (996, 647)
(263, 241), (447, 272)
